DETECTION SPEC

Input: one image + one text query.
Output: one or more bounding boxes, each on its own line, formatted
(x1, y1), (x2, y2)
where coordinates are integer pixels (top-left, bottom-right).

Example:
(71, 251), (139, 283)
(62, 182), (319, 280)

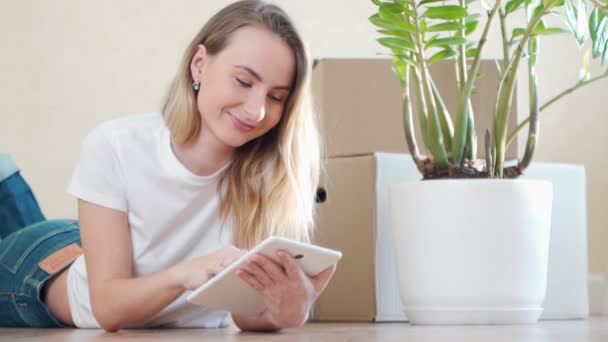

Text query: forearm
(92, 267), (185, 331)
(232, 309), (310, 332)
(231, 311), (282, 332)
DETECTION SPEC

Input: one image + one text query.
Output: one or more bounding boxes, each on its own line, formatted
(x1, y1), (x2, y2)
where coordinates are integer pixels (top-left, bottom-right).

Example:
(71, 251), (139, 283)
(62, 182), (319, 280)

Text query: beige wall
(1, 1), (606, 273)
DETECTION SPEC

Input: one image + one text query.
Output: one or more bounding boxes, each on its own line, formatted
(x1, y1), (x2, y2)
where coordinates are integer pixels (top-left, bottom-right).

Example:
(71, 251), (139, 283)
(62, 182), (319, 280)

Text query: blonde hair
(162, 0), (322, 248)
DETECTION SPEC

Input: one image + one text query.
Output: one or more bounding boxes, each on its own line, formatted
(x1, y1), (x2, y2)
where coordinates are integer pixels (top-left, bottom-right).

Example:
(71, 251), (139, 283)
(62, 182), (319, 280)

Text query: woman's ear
(190, 44), (208, 81)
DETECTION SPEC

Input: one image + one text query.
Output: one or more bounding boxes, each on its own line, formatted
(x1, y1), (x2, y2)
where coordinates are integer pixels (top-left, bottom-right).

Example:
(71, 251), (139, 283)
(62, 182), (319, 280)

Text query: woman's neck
(171, 129), (233, 177)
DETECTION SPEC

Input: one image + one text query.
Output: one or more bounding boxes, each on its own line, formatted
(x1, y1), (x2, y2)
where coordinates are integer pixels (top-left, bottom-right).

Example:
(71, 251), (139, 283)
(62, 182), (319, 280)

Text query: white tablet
(186, 236), (342, 314)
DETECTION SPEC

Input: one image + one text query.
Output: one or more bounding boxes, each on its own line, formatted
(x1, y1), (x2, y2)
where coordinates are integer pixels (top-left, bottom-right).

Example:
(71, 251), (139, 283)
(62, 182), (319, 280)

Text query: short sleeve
(67, 126), (128, 212)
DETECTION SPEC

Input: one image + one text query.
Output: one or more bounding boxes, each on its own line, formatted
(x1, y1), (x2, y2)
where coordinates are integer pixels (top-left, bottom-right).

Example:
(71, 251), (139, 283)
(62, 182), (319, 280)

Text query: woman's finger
(311, 264), (337, 294)
(245, 259), (274, 287)
(277, 250), (304, 280)
(237, 269), (265, 291)
(250, 254), (286, 282)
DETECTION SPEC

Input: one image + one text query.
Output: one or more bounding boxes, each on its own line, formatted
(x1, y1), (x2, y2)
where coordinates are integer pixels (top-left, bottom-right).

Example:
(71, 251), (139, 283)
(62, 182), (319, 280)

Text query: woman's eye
(268, 94), (284, 103)
(235, 77), (252, 88)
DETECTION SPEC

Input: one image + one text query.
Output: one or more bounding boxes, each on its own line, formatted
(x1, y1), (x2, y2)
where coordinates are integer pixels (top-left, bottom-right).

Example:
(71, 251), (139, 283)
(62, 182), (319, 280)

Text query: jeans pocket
(0, 220), (79, 275)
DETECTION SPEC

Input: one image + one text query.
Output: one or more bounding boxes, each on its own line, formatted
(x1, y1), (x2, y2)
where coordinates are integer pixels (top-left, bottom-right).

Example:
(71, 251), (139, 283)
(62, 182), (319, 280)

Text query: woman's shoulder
(94, 112), (163, 135)
(80, 112), (165, 155)
(86, 113), (163, 142)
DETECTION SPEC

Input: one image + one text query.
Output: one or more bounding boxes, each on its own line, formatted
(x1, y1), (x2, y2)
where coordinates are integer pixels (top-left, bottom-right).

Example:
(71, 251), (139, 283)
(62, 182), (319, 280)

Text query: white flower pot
(389, 179), (553, 325)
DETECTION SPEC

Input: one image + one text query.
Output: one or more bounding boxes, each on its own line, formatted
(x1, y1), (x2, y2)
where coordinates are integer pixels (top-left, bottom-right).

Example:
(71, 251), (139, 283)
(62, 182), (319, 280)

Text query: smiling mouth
(228, 112), (256, 131)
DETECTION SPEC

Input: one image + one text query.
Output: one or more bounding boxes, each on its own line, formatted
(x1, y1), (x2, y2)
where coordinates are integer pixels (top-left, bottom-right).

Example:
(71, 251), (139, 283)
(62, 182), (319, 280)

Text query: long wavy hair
(162, 0), (322, 248)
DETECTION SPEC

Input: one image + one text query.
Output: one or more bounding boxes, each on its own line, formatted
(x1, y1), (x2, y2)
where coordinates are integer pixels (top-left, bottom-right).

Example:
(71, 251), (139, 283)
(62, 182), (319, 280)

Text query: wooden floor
(1, 318), (607, 341)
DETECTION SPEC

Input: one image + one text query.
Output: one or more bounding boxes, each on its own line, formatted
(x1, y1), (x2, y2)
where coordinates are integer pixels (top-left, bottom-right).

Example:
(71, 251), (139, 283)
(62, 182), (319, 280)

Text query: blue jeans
(0, 155), (81, 328)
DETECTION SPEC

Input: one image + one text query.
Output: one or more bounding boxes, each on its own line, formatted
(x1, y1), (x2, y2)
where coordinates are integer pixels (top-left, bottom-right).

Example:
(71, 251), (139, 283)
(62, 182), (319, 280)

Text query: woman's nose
(243, 91), (266, 124)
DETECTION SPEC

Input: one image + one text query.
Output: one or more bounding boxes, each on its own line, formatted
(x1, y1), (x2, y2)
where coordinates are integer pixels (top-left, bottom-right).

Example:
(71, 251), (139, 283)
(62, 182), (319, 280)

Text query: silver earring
(192, 79), (201, 92)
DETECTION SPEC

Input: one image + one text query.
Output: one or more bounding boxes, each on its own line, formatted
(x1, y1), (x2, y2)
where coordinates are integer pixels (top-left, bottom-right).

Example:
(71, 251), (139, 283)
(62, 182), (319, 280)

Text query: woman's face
(191, 25), (296, 149)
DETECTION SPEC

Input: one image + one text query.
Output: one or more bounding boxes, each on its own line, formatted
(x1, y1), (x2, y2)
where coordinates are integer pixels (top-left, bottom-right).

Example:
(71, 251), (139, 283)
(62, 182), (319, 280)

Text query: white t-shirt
(66, 113), (233, 328)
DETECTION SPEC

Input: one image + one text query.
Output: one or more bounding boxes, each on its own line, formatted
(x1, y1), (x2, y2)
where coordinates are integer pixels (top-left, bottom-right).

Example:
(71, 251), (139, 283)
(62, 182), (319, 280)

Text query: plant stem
(517, 33), (539, 172)
(411, 2), (449, 167)
(457, 0), (468, 91)
(505, 72), (608, 148)
(401, 60), (425, 173)
(460, 0), (476, 162)
(452, 0), (503, 166)
(485, 129), (493, 177)
(493, 0), (557, 177)
(499, 9), (509, 69)
(412, 69), (431, 148)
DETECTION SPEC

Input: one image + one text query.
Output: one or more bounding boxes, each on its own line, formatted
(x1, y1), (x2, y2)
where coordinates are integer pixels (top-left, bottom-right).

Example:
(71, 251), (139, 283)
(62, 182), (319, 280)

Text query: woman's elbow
(91, 301), (123, 332)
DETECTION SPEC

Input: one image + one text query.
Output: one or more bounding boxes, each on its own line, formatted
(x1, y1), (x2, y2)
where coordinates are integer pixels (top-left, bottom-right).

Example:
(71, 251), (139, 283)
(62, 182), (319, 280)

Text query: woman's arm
(231, 252), (336, 332)
(231, 312), (281, 332)
(78, 199), (243, 331)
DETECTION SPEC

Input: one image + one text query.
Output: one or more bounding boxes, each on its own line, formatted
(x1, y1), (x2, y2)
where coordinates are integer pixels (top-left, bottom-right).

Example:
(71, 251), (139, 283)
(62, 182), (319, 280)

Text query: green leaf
(533, 27), (570, 35)
(426, 22), (466, 32)
(590, 8), (600, 42)
(564, 0), (577, 33)
(369, 13), (417, 33)
(505, 0), (526, 14)
(379, 1), (415, 16)
(429, 49), (458, 64)
(602, 41), (608, 66)
(422, 5), (468, 20)
(379, 2), (407, 22)
(465, 21), (479, 35)
(575, 0), (588, 46)
(379, 8), (401, 23)
(466, 47), (478, 57)
(465, 15), (480, 35)
(564, 0), (589, 47)
(377, 37), (417, 51)
(528, 3), (545, 23)
(591, 9), (608, 59)
(392, 55), (408, 85)
(595, 25), (608, 60)
(425, 36), (468, 48)
(371, 0), (383, 6)
(543, 0), (563, 9)
(380, 1), (409, 12)
(512, 27), (526, 38)
(396, 54), (421, 69)
(378, 29), (409, 37)
(418, 0), (448, 5)
(421, 20), (428, 33)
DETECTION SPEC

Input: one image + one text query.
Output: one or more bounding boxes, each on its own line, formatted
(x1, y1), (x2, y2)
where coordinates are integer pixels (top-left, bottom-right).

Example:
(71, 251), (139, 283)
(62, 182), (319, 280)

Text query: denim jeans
(0, 154), (81, 327)
(0, 156), (45, 238)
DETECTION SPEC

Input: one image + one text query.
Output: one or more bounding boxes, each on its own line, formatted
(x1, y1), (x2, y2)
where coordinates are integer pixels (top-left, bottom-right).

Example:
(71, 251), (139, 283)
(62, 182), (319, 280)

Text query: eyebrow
(234, 65), (292, 90)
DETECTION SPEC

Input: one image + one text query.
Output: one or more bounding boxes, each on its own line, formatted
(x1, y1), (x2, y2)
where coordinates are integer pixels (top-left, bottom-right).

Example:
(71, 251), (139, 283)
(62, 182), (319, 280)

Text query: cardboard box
(311, 153), (589, 321)
(522, 163), (589, 319)
(312, 153), (419, 321)
(312, 59), (519, 159)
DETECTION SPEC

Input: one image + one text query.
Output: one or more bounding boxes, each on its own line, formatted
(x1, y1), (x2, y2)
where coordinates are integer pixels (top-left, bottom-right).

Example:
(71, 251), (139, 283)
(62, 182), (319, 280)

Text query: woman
(0, 0), (336, 331)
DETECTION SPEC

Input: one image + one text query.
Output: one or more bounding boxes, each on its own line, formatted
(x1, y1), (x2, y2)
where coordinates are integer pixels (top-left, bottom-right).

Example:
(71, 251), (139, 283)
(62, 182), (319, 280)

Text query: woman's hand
(171, 245), (247, 291)
(235, 251), (337, 329)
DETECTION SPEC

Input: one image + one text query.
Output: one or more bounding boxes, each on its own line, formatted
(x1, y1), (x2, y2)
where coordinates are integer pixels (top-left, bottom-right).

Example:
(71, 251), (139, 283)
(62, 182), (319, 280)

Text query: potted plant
(370, 0), (608, 324)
